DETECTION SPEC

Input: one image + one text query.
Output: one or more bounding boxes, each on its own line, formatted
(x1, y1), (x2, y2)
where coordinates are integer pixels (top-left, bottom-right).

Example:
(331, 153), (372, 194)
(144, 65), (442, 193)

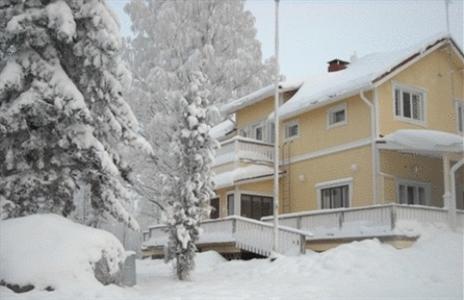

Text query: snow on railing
(213, 136), (274, 166)
(261, 203), (461, 238)
(142, 215), (312, 256)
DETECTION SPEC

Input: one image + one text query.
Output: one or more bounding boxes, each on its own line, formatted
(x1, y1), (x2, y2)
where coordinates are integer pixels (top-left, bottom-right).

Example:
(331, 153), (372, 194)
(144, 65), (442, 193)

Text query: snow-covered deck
(261, 203), (464, 239)
(143, 216), (312, 257)
(142, 204), (463, 257)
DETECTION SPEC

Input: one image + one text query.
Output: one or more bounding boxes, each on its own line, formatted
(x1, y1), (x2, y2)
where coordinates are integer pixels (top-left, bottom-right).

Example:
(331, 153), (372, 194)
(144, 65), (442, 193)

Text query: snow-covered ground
(1, 224), (462, 300)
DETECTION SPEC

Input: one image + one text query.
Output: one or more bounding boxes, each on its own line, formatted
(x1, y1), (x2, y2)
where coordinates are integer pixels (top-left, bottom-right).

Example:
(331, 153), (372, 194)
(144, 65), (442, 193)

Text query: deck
(142, 204), (464, 258)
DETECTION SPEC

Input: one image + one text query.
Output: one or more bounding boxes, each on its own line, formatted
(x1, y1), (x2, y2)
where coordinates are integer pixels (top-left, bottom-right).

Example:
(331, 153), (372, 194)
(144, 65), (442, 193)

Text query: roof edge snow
(221, 81), (302, 115)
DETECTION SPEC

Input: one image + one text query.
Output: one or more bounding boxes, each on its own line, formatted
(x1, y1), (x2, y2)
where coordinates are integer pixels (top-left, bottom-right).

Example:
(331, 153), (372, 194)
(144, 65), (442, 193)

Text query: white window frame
(392, 82), (427, 126)
(327, 103), (348, 129)
(251, 122), (265, 141)
(396, 178), (431, 206)
(455, 100), (464, 134)
(284, 119), (299, 141)
(315, 177), (353, 209)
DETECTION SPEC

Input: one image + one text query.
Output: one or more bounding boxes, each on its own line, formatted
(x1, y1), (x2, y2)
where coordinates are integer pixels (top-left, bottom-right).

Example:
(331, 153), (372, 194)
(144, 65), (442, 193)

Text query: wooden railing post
(297, 216), (302, 229)
(299, 234), (306, 254)
(338, 211), (344, 230)
(390, 204), (397, 231)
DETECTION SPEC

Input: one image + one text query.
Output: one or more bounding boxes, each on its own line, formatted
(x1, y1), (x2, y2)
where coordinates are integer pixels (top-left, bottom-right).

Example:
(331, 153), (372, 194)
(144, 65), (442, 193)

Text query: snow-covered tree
(0, 0), (151, 229)
(164, 71), (216, 280)
(123, 0), (275, 233)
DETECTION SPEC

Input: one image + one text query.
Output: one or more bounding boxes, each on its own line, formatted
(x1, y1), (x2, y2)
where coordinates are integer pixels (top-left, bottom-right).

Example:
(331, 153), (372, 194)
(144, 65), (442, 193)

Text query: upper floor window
(456, 101), (464, 133)
(327, 103), (347, 128)
(284, 120), (299, 140)
(394, 84), (426, 124)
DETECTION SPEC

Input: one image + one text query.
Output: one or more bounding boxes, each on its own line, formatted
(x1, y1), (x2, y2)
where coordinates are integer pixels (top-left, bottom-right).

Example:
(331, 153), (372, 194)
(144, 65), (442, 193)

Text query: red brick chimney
(327, 59), (349, 72)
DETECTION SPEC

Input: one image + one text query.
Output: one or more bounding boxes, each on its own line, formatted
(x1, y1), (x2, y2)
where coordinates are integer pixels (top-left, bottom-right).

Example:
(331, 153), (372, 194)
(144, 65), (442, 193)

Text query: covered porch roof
(377, 129), (464, 157)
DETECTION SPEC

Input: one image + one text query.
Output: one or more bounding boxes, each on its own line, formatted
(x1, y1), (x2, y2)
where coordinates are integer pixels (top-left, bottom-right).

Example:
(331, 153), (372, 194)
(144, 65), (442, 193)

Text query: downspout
(449, 158), (464, 231)
(360, 89), (379, 204)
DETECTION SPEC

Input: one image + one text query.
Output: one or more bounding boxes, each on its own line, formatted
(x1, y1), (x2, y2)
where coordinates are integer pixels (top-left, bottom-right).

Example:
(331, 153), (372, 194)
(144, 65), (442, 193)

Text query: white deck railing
(261, 204), (463, 239)
(213, 136), (274, 166)
(142, 216), (312, 256)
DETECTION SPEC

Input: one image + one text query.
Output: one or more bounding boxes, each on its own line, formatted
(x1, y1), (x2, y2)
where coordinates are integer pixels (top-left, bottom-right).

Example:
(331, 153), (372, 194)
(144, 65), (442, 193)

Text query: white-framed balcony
(213, 136), (274, 167)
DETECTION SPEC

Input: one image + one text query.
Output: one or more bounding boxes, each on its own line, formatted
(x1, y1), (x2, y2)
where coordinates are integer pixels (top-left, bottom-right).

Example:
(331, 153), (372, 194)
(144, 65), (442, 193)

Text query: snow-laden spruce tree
(164, 71), (216, 280)
(0, 0), (151, 229)
(123, 0), (276, 241)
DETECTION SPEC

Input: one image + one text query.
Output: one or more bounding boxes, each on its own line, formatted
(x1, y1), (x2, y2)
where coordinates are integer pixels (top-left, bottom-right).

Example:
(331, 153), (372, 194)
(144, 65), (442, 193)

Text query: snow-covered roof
(221, 81), (302, 115)
(213, 165), (274, 189)
(277, 33), (462, 120)
(209, 118), (235, 140)
(377, 129), (464, 155)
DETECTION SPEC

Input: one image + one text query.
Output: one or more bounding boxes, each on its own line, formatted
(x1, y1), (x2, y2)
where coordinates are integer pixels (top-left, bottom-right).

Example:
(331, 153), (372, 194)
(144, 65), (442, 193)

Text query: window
(209, 198), (219, 219)
(397, 180), (430, 205)
(320, 185), (349, 209)
(327, 103), (347, 128)
(240, 194), (273, 220)
(252, 124), (264, 141)
(284, 120), (299, 140)
(456, 101), (464, 133)
(227, 194), (234, 216)
(394, 85), (426, 123)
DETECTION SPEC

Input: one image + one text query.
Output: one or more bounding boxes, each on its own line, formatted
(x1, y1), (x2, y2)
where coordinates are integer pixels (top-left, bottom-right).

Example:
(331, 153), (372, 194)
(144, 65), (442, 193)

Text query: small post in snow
(272, 0), (280, 256)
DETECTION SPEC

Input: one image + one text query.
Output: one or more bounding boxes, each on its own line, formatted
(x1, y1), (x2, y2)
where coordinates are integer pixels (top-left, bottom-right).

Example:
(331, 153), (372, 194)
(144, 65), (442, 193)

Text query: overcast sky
(108, 0), (463, 81)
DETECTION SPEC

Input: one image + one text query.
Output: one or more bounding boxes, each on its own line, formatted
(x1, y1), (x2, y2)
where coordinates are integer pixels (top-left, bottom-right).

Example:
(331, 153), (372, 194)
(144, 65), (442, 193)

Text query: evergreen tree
(165, 71), (216, 280)
(0, 0), (151, 229)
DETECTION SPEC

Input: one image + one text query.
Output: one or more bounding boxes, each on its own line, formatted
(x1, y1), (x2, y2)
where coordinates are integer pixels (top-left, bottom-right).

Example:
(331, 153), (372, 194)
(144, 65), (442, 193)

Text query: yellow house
(142, 34), (464, 257)
(210, 34), (464, 222)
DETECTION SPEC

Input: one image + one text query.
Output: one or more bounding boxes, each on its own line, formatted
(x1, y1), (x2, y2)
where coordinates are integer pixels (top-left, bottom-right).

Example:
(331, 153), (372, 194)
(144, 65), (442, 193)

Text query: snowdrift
(0, 214), (127, 293)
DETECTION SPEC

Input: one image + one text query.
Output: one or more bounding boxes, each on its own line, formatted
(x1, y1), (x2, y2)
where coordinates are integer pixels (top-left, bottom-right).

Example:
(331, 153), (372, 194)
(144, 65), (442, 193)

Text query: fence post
(390, 205), (397, 231)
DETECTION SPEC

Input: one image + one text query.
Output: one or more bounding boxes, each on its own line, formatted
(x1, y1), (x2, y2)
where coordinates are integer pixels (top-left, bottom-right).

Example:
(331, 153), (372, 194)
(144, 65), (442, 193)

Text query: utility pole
(272, 0), (280, 255)
(445, 0), (451, 35)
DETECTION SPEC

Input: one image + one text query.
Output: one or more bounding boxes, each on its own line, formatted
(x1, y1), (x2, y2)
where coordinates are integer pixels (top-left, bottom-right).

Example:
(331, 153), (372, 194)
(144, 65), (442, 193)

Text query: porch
(142, 203), (464, 258)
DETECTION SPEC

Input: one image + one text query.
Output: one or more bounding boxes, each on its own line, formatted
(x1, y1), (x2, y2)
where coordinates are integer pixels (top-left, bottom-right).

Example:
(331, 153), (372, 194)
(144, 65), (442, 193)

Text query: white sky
(108, 0), (463, 81)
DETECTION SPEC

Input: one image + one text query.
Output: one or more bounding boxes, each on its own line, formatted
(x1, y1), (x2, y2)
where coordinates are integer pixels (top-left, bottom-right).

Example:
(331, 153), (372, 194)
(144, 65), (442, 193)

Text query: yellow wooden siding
(214, 187), (233, 218)
(279, 94), (372, 157)
(283, 145), (373, 213)
(236, 97), (274, 129)
(379, 150), (444, 206)
(377, 44), (464, 136)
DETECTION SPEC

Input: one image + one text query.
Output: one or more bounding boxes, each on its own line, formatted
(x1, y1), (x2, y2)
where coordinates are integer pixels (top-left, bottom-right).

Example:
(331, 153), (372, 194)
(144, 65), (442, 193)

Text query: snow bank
(137, 229), (462, 300)
(0, 214), (127, 292)
(1, 226), (461, 299)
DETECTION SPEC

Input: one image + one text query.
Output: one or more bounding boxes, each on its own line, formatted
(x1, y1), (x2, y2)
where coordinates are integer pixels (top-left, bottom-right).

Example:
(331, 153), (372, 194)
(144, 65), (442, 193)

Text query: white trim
(238, 190), (274, 198)
(281, 137), (371, 165)
(283, 119), (300, 141)
(315, 177), (353, 209)
(392, 82), (428, 127)
(326, 102), (348, 129)
(396, 177), (432, 206)
(455, 99), (464, 134)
